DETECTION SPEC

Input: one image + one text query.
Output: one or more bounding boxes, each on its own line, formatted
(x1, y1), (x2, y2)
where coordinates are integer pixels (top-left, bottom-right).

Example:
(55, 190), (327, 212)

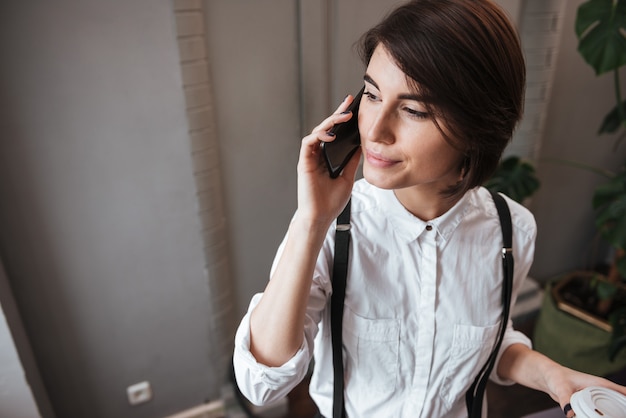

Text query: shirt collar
(380, 187), (475, 244)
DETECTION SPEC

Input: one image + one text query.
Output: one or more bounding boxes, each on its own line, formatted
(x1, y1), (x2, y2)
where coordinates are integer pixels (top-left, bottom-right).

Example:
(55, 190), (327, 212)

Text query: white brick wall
(173, 0), (235, 379)
(506, 0), (567, 161)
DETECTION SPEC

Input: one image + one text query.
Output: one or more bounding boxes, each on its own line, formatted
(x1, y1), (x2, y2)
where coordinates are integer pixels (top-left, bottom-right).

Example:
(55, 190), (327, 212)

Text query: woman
(233, 1), (626, 416)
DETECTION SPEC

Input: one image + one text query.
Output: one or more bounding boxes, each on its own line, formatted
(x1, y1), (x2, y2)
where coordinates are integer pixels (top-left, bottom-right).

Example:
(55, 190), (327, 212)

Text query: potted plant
(533, 0), (626, 376)
(485, 155), (541, 204)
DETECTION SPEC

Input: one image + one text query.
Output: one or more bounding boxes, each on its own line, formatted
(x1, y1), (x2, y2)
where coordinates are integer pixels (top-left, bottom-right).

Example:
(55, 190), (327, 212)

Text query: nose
(361, 106), (394, 145)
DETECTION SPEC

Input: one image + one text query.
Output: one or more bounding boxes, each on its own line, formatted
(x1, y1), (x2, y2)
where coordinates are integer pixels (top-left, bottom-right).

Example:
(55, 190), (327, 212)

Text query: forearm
(497, 343), (626, 415)
(497, 343), (559, 394)
(249, 214), (330, 367)
(248, 93), (359, 368)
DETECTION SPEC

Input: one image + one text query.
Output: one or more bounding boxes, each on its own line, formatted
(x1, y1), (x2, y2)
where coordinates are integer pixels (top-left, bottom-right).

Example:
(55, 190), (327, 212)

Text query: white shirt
(234, 179), (536, 417)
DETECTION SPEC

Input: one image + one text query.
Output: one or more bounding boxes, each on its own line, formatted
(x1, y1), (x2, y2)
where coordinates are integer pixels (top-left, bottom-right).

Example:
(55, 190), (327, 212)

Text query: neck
(394, 186), (462, 221)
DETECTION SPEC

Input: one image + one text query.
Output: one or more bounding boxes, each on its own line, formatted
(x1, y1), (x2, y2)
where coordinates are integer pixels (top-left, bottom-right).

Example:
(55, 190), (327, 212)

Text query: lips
(365, 149), (400, 168)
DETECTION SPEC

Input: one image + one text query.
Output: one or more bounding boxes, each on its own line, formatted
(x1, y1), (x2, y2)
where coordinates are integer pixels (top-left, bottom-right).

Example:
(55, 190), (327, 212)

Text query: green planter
(533, 281), (626, 376)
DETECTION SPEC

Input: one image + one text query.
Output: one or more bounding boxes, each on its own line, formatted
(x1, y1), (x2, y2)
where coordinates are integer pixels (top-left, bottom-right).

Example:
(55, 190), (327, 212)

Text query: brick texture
(172, 0), (236, 385)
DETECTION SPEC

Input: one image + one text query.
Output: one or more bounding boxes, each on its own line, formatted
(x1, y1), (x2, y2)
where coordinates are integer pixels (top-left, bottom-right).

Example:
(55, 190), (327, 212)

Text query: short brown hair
(358, 0), (525, 198)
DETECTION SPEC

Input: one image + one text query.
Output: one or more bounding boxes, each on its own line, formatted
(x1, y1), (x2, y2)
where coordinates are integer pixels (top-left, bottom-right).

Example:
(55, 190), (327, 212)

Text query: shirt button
(425, 225), (433, 231)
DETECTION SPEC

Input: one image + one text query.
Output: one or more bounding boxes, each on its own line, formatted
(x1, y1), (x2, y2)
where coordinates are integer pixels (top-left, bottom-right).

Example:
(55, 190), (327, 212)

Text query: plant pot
(551, 271), (626, 331)
(533, 273), (626, 376)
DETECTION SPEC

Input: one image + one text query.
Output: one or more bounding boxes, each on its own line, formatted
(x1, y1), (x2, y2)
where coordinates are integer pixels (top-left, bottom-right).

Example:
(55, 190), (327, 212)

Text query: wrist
(541, 360), (570, 396)
(292, 210), (335, 234)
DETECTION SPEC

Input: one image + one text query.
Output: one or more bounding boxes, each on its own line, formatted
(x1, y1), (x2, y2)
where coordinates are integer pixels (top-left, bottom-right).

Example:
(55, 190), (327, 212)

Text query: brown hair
(358, 0), (525, 198)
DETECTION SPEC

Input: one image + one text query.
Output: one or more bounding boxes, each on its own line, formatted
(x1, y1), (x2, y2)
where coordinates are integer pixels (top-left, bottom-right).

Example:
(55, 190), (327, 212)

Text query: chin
(363, 166), (399, 190)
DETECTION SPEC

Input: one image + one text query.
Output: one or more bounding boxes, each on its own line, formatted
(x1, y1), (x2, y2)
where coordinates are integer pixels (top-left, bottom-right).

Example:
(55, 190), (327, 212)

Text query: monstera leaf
(576, 0), (626, 75)
(599, 99), (626, 134)
(609, 306), (626, 361)
(593, 162), (626, 276)
(484, 156), (540, 203)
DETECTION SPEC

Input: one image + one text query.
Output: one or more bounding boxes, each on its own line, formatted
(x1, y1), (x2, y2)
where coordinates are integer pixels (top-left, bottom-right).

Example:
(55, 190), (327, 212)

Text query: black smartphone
(321, 87), (364, 178)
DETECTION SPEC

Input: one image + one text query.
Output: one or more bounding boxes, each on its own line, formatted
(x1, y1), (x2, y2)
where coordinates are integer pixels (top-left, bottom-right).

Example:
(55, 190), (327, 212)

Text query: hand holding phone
(321, 88), (364, 178)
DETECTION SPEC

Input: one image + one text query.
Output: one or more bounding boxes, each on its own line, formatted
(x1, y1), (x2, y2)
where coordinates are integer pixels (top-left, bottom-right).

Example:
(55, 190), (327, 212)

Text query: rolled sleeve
(490, 323), (532, 385)
(232, 293), (314, 406)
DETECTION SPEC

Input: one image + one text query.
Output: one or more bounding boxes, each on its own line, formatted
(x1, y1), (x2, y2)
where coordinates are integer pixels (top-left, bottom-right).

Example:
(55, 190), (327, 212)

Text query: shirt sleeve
(490, 321), (532, 385)
(232, 229), (333, 405)
(232, 293), (314, 405)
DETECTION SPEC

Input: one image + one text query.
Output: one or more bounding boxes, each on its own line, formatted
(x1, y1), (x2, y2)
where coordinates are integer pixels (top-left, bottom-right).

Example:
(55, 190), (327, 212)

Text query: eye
(403, 106), (429, 119)
(363, 90), (379, 101)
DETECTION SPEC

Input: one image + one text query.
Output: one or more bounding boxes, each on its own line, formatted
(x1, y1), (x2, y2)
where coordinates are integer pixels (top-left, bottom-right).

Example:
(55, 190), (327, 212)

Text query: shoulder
(352, 179), (384, 214)
(344, 179), (403, 238)
(349, 178), (386, 214)
(472, 187), (537, 242)
(351, 178), (377, 201)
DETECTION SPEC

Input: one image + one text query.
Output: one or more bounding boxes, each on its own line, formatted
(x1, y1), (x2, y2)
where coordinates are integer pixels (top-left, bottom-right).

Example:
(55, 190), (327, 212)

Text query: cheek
(403, 129), (463, 167)
(357, 108), (369, 136)
(357, 103), (383, 139)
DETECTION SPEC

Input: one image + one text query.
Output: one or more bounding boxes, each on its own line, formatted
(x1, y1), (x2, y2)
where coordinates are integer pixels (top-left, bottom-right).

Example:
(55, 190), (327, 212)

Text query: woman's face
(358, 45), (464, 194)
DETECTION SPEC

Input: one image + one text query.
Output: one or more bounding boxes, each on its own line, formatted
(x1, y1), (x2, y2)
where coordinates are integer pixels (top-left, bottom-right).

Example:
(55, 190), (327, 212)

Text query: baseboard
(165, 386), (289, 418)
(165, 400), (225, 418)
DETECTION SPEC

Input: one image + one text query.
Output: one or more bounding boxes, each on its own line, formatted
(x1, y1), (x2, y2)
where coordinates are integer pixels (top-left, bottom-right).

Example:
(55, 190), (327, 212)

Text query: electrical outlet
(127, 381), (152, 406)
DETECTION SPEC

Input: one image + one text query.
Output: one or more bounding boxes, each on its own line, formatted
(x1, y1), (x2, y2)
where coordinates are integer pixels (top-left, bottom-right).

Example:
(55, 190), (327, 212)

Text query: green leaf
(609, 306), (626, 361)
(599, 99), (626, 134)
(594, 162), (626, 249)
(597, 280), (618, 299)
(484, 156), (540, 203)
(617, 252), (626, 277)
(576, 0), (626, 75)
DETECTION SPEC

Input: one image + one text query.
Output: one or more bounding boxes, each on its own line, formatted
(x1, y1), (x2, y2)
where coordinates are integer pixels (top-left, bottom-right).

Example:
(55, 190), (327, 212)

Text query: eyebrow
(363, 74), (425, 102)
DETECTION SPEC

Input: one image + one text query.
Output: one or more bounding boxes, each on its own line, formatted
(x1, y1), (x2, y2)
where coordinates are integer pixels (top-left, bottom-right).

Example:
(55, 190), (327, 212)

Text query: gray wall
(203, 0), (301, 318)
(0, 1), (222, 417)
(0, 258), (46, 418)
(0, 308), (40, 418)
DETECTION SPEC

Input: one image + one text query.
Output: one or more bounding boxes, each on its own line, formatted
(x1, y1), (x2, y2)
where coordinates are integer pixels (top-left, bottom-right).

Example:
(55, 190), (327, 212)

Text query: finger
(334, 93), (354, 114)
(319, 131), (336, 143)
(300, 132), (323, 157)
(311, 94), (355, 134)
(312, 112), (353, 136)
(562, 403), (574, 418)
(300, 129), (334, 154)
(299, 134), (334, 171)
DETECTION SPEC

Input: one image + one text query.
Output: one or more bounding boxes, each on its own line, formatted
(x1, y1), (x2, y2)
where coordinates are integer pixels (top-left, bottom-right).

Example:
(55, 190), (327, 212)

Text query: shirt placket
(413, 224), (438, 416)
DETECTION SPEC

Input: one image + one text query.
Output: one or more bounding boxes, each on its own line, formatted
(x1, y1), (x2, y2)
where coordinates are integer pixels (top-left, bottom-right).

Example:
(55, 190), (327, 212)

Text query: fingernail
(563, 403), (572, 416)
(341, 111), (351, 115)
(326, 131), (335, 137)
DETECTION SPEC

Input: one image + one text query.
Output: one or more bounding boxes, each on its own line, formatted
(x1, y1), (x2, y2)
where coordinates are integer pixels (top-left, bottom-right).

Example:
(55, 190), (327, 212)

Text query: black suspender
(331, 199), (351, 418)
(465, 191), (514, 417)
(329, 191), (514, 418)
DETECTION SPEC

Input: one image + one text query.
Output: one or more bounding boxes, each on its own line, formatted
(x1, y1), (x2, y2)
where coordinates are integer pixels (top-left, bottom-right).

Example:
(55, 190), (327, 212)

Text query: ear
(459, 155), (470, 180)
